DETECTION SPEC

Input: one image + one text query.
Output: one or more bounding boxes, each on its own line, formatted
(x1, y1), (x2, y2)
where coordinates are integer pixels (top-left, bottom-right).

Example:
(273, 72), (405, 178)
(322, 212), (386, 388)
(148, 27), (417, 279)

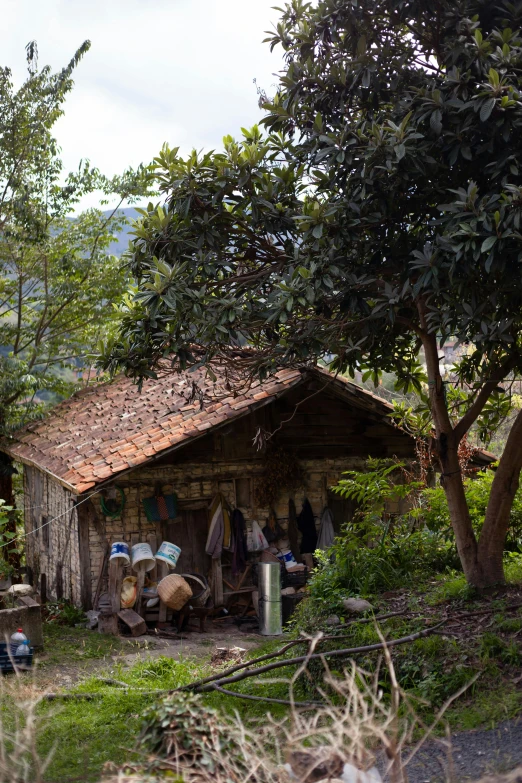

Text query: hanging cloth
(222, 501), (232, 551)
(263, 509), (285, 543)
(231, 508), (248, 575)
(297, 498), (318, 554)
(206, 494), (226, 558)
(317, 507), (335, 550)
(287, 498), (300, 562)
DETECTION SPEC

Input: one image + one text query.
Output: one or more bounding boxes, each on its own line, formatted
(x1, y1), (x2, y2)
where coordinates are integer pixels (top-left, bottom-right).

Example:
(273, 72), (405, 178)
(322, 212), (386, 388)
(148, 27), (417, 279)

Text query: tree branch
(192, 620), (447, 694)
(454, 359), (516, 443)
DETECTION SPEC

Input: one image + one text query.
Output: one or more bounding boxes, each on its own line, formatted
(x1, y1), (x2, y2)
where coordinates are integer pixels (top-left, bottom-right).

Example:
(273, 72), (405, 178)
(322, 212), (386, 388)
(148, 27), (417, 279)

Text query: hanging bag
(247, 520), (269, 552)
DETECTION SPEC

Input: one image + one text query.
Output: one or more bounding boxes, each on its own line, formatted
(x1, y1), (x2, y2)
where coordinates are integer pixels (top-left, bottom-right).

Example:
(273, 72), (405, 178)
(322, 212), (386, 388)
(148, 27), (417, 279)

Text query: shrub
(422, 471), (522, 552)
(43, 599), (85, 627)
(307, 524), (459, 607)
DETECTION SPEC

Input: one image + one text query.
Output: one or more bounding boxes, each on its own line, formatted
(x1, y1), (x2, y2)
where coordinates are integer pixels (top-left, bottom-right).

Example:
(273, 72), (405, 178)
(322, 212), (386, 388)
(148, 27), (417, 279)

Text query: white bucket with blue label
(277, 549), (298, 570)
(155, 541), (181, 569)
(110, 541), (130, 565)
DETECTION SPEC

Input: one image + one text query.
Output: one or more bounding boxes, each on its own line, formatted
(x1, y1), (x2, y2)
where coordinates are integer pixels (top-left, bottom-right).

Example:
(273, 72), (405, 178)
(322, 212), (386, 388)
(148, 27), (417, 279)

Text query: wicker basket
(157, 574), (193, 610)
(180, 573), (211, 608)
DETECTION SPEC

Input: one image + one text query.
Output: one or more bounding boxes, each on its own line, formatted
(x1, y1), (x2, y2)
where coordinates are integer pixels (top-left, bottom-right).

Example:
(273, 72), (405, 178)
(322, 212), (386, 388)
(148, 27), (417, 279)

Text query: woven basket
(157, 574), (193, 610)
(180, 573), (211, 608)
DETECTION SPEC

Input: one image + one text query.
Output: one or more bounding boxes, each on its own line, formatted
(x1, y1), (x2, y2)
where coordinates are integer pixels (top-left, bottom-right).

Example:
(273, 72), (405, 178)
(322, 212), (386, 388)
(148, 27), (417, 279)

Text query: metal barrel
(258, 562), (282, 635)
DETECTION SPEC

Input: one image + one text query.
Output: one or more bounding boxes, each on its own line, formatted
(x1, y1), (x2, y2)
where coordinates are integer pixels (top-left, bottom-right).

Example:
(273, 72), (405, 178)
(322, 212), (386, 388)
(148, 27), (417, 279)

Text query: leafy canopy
(104, 0), (522, 413)
(0, 42), (150, 431)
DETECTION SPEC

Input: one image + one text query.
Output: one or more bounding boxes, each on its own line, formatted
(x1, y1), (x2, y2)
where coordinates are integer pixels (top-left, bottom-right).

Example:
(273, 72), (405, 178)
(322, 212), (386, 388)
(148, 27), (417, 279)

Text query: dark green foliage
(44, 599), (86, 627)
(104, 0), (522, 401)
(308, 526), (459, 604)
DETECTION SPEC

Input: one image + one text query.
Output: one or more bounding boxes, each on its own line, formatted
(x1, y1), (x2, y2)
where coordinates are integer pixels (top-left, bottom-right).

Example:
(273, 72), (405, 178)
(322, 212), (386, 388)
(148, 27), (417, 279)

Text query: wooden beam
(77, 500), (93, 610)
(118, 609), (146, 637)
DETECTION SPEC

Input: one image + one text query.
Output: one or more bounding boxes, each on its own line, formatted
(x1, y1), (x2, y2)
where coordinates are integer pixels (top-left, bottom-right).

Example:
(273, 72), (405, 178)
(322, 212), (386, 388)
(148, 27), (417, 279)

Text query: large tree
(0, 42), (148, 431)
(0, 42), (149, 562)
(103, 0), (522, 589)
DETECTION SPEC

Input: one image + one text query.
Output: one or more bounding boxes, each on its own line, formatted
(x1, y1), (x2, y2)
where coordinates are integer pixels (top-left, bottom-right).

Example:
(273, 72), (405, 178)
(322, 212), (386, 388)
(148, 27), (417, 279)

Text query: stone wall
(24, 467), (81, 605)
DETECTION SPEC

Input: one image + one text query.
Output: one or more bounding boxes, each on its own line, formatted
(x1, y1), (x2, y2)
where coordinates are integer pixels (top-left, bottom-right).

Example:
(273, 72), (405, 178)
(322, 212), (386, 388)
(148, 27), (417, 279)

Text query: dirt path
(402, 718), (522, 782)
(32, 624), (266, 689)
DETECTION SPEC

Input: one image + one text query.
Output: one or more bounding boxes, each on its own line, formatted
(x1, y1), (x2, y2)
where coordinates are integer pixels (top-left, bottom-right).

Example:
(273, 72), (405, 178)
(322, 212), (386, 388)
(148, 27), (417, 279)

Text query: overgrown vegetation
(303, 461), (522, 607)
(287, 461), (522, 734)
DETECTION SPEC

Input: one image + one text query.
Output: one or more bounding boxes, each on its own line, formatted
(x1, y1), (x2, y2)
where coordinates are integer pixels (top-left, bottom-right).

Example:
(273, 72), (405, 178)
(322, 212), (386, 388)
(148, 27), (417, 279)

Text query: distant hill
(104, 207), (141, 256)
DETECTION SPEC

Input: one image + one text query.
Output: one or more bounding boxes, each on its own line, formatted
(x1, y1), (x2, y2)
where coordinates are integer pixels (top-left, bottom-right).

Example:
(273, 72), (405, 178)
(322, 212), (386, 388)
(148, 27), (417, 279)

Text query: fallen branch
(43, 687), (172, 702)
(447, 601), (522, 623)
(210, 683), (322, 708)
(191, 620), (448, 694)
(96, 677), (129, 688)
(179, 609), (408, 693)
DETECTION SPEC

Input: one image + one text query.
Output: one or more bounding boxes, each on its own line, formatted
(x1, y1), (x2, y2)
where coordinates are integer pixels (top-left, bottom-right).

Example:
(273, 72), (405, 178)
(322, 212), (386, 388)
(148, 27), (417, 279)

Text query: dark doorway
(165, 507), (210, 576)
(327, 491), (358, 534)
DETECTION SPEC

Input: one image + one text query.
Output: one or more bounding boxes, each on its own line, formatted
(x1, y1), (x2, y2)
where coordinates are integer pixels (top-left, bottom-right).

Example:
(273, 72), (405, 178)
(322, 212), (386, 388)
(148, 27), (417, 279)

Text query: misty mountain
(105, 207), (141, 256)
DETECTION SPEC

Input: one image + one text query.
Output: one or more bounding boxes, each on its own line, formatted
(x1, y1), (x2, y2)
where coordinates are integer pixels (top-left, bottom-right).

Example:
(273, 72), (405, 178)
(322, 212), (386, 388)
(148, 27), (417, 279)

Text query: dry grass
(0, 636), (517, 783)
(101, 633), (487, 783)
(0, 667), (55, 783)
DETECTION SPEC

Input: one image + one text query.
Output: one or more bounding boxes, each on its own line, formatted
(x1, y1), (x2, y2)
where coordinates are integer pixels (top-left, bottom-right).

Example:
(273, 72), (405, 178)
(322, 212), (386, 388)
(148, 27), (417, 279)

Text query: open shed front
(5, 365), (422, 633)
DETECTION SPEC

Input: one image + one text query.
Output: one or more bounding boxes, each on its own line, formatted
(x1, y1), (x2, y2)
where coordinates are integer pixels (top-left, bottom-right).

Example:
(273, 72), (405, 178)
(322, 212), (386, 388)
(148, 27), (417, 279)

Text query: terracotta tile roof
(0, 364), (495, 493)
(1, 366), (404, 493)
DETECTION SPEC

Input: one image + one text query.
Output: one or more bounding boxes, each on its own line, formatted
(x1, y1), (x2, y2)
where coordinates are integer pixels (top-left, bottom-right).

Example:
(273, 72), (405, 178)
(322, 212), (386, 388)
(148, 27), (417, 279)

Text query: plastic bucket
(155, 541), (181, 569)
(110, 541), (130, 565)
(131, 542), (156, 572)
(277, 549), (298, 570)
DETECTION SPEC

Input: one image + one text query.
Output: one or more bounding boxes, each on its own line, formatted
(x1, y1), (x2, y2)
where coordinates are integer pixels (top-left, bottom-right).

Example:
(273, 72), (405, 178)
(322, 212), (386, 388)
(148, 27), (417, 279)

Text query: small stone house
(0, 366), (491, 610)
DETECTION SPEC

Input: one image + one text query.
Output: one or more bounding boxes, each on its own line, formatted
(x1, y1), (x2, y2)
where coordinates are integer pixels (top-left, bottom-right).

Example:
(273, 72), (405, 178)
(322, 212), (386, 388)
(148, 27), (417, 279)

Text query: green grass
(34, 650), (297, 782)
(443, 681), (522, 731)
(6, 559), (522, 783)
(36, 656), (204, 782)
(37, 624), (134, 668)
(18, 630), (295, 782)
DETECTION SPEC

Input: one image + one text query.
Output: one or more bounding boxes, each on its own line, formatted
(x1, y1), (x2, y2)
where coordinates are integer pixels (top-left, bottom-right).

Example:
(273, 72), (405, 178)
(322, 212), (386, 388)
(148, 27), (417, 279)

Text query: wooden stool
(176, 595), (214, 633)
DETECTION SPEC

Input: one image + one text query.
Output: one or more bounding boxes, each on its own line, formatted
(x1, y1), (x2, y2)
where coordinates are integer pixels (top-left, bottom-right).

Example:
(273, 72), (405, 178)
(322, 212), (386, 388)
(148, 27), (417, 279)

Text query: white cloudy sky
(2, 0), (285, 207)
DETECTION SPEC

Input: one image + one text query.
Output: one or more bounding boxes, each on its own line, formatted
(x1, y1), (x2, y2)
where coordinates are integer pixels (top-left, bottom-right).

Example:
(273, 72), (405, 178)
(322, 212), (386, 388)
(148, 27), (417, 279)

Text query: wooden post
(93, 543), (110, 611)
(98, 614), (119, 634)
(155, 522), (168, 623)
(108, 559), (123, 613)
(211, 558), (223, 606)
(135, 565), (146, 618)
(147, 533), (157, 582)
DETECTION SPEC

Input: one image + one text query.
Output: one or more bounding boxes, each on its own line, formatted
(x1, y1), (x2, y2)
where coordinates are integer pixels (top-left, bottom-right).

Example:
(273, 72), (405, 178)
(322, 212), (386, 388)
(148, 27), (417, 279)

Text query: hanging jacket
(297, 498), (318, 554)
(317, 507), (335, 550)
(287, 498), (300, 561)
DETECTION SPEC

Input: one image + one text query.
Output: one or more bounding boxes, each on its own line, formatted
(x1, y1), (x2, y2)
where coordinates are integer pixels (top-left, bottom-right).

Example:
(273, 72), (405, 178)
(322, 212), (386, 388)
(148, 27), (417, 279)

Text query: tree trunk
(419, 320), (484, 586)
(477, 408), (522, 585)
(437, 431), (485, 585)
